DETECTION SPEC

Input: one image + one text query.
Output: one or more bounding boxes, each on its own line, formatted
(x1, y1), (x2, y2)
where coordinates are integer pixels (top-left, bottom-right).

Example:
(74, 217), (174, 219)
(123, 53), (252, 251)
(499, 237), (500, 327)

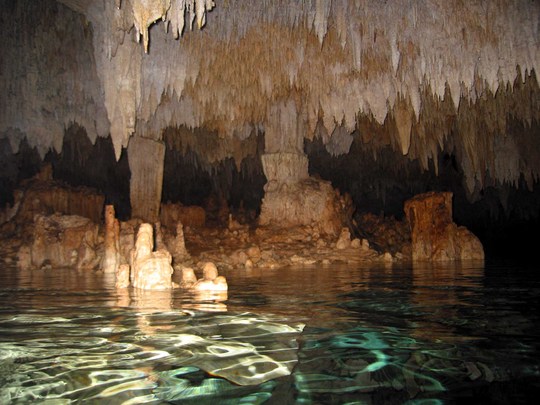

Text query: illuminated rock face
(405, 192), (484, 262)
(130, 223), (175, 290)
(19, 214), (99, 270)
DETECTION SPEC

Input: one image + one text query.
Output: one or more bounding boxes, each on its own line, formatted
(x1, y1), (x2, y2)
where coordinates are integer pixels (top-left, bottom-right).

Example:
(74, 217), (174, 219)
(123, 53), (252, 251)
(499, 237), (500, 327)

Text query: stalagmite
(116, 264), (131, 288)
(130, 223), (175, 290)
(336, 227), (352, 250)
(191, 262), (228, 291)
(101, 205), (120, 274)
(404, 192), (484, 262)
(172, 222), (189, 259)
(179, 267), (197, 288)
(154, 221), (166, 250)
(128, 136), (165, 222)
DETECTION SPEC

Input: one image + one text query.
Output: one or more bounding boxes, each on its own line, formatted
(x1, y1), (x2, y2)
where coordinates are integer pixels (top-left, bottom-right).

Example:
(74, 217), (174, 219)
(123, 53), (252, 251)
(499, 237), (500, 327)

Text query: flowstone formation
(404, 192), (484, 262)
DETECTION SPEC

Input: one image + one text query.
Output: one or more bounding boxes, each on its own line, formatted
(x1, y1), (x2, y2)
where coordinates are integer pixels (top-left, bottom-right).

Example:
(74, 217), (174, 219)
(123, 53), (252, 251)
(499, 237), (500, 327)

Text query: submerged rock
(192, 262), (228, 291)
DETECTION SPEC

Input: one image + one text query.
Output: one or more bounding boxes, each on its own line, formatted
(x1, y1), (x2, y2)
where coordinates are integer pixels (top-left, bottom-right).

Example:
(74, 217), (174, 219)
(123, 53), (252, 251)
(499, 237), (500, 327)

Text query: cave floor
(178, 223), (396, 274)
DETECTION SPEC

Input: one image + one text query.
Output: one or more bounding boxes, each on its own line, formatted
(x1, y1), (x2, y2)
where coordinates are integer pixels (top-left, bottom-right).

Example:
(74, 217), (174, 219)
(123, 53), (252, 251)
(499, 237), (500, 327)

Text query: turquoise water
(0, 262), (539, 404)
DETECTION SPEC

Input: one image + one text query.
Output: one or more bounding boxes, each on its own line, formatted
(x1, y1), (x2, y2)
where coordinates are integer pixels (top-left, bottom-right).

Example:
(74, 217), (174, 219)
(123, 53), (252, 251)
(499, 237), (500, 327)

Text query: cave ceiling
(0, 0), (539, 198)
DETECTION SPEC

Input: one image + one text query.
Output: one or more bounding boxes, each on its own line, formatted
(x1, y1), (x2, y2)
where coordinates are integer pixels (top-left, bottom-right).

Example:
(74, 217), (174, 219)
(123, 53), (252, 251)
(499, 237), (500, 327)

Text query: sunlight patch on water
(0, 310), (304, 403)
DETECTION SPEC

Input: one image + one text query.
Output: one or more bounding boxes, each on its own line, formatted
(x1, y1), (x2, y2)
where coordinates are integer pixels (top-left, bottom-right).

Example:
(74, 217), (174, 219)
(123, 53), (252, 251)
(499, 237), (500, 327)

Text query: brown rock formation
(19, 213), (100, 270)
(260, 179), (349, 236)
(404, 192), (484, 261)
(4, 169), (105, 225)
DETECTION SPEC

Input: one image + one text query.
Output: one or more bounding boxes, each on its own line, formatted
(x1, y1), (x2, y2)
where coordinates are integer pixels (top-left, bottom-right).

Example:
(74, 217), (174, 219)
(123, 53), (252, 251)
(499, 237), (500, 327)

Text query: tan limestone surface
(404, 191), (484, 261)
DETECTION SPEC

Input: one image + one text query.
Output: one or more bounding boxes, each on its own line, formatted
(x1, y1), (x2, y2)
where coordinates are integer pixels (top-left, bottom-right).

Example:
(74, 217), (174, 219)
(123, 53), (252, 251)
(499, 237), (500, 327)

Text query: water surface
(1, 262), (539, 403)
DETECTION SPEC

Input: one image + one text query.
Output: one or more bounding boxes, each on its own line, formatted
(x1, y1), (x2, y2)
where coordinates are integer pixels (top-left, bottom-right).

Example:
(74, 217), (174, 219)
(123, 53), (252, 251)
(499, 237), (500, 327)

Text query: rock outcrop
(404, 192), (484, 261)
(259, 177), (350, 237)
(18, 213), (100, 270)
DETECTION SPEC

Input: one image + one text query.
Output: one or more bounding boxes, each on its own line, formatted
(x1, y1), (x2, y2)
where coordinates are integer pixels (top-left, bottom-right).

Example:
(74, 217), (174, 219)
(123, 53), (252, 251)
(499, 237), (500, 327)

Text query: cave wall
(0, 138), (42, 208)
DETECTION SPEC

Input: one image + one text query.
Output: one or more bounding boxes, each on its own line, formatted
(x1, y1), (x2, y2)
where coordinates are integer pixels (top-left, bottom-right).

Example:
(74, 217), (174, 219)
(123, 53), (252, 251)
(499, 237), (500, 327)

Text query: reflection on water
(0, 262), (539, 403)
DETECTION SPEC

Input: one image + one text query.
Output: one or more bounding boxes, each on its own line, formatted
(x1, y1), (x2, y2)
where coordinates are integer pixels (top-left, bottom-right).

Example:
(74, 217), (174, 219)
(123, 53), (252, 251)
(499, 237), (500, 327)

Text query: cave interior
(1, 0), (539, 263)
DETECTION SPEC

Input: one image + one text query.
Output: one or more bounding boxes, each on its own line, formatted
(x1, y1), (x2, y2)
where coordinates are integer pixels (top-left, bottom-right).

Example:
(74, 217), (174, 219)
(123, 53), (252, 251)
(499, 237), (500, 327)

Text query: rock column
(128, 136), (165, 223)
(130, 223), (175, 290)
(258, 100), (347, 235)
(102, 205), (120, 274)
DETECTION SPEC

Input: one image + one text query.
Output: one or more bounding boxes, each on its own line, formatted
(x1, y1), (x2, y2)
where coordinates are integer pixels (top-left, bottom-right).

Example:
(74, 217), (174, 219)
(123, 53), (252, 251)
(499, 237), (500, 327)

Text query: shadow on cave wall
(45, 124), (131, 220)
(0, 137), (42, 208)
(162, 144), (266, 219)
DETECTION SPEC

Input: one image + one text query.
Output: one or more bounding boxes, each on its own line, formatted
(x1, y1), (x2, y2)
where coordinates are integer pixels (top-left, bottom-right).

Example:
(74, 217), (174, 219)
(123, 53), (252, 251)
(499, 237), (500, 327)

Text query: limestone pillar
(128, 136), (165, 222)
(102, 205), (120, 274)
(258, 101), (347, 235)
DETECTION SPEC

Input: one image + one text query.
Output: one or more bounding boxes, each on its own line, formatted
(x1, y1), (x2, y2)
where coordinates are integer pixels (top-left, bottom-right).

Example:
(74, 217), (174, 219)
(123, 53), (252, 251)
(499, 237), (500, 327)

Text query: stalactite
(2, 0), (539, 198)
(0, 0), (108, 158)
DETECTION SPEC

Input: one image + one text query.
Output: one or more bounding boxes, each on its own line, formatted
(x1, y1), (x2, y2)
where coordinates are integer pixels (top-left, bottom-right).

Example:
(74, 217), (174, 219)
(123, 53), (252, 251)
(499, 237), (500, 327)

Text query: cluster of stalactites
(0, 0), (109, 158)
(2, 0), (539, 195)
(119, 0), (215, 52)
(124, 0), (538, 196)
